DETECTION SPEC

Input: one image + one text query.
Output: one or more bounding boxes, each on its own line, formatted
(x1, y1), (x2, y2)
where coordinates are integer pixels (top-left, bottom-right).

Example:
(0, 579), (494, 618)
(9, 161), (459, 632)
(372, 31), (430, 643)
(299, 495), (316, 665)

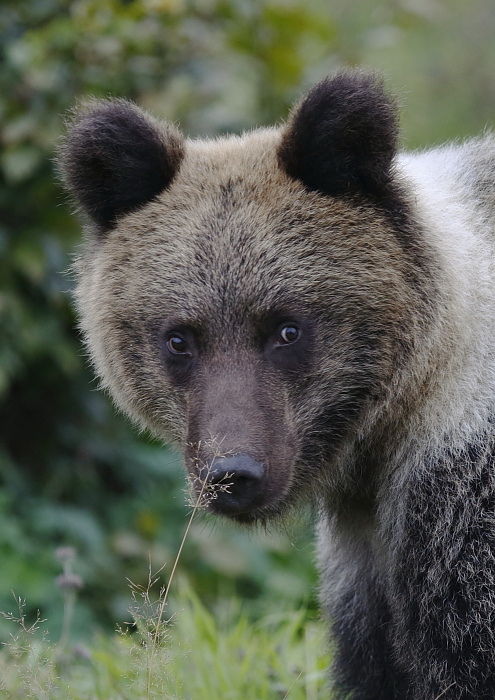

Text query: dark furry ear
(58, 99), (184, 232)
(277, 71), (399, 201)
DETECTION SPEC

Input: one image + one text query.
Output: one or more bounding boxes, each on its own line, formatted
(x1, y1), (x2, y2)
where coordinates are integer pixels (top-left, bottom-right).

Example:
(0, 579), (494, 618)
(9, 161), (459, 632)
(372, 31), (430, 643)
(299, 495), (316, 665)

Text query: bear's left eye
(167, 334), (190, 355)
(277, 325), (300, 345)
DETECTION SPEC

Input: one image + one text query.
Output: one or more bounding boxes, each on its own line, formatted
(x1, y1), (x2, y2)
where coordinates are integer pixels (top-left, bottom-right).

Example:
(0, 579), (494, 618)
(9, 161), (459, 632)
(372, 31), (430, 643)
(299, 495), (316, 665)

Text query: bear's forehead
(96, 130), (390, 327)
(115, 128), (368, 258)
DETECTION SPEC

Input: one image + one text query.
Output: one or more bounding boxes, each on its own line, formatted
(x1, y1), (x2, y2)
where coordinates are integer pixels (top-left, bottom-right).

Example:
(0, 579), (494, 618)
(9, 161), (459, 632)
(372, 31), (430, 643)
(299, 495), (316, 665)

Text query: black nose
(204, 454), (265, 516)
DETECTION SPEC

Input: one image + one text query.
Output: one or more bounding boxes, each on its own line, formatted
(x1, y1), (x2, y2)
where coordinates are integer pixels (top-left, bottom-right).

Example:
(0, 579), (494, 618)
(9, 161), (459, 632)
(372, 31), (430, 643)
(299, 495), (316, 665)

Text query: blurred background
(1, 0), (495, 641)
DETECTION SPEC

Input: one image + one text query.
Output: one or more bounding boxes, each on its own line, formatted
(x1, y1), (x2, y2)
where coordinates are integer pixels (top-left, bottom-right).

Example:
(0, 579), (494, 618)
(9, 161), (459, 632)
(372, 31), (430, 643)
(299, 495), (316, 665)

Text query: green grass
(0, 581), (329, 699)
(0, 470), (329, 699)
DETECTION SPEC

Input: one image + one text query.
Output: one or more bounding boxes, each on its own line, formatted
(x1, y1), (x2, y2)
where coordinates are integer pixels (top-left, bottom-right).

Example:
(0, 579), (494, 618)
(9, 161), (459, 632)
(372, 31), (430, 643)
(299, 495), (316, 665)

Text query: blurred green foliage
(0, 578), (329, 698)
(1, 0), (495, 640)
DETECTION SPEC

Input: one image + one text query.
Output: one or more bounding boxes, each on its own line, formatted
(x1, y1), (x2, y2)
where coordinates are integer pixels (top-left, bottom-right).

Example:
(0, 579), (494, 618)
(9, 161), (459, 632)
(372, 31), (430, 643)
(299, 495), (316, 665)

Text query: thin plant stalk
(58, 589), (76, 649)
(54, 547), (83, 651)
(145, 465), (211, 697)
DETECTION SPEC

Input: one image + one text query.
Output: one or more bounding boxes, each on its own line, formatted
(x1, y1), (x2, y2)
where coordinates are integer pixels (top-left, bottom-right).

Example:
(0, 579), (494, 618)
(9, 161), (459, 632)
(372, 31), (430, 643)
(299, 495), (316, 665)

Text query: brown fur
(59, 72), (495, 698)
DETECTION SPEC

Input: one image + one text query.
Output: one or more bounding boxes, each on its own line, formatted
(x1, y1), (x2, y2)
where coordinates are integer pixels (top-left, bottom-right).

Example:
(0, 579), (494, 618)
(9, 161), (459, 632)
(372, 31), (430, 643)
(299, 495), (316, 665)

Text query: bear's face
(59, 72), (433, 522)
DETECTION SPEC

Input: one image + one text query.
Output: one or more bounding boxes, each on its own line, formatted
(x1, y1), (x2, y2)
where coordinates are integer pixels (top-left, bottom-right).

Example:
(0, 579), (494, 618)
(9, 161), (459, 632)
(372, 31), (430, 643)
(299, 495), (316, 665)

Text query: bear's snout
(203, 453), (266, 516)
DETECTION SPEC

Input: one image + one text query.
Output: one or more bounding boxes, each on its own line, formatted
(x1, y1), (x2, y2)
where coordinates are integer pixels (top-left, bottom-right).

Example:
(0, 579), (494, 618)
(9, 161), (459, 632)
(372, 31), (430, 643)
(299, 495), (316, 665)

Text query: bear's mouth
(206, 497), (284, 527)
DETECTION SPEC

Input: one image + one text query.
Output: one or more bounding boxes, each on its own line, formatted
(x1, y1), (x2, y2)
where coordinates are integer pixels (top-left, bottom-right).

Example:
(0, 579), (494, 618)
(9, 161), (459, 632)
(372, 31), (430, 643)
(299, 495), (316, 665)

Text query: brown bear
(58, 70), (495, 699)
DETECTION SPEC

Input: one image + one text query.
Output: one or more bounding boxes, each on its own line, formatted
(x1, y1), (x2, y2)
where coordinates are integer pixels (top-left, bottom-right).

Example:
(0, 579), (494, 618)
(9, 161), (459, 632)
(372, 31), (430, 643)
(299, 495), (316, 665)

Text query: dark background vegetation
(1, 0), (495, 640)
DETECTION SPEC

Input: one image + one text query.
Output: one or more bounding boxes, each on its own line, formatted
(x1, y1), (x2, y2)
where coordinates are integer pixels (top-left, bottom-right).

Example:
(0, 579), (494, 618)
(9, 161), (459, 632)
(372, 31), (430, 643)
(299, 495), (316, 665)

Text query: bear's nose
(204, 454), (265, 516)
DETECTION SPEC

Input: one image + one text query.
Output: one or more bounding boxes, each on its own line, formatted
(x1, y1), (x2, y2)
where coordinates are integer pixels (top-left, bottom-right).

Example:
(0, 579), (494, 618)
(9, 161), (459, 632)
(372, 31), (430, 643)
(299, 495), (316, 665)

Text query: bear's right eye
(278, 325), (300, 345)
(167, 334), (190, 355)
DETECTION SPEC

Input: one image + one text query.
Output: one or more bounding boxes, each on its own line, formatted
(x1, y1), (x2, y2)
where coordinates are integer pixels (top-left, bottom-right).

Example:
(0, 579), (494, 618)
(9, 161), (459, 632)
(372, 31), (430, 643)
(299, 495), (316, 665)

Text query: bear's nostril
(205, 454), (265, 515)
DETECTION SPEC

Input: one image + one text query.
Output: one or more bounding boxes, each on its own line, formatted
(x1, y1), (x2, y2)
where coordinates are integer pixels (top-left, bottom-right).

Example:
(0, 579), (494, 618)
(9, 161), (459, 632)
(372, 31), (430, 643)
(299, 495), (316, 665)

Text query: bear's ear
(277, 71), (399, 201)
(58, 99), (184, 232)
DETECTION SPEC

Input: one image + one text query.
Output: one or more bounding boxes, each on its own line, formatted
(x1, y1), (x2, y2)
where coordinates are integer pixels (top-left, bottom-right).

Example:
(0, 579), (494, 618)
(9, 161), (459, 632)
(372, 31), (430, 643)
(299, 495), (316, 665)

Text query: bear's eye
(167, 334), (190, 355)
(277, 325), (300, 345)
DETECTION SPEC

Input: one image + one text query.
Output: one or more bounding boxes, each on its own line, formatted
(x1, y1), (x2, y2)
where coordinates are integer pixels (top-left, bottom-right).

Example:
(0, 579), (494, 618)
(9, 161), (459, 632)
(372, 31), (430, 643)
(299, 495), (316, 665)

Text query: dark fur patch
(330, 576), (410, 698)
(391, 434), (495, 697)
(58, 100), (184, 232)
(277, 71), (399, 204)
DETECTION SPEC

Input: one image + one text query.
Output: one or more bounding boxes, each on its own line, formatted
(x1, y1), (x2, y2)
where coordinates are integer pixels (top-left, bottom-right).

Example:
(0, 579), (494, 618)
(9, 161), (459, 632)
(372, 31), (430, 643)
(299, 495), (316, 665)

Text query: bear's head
(58, 71), (433, 523)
